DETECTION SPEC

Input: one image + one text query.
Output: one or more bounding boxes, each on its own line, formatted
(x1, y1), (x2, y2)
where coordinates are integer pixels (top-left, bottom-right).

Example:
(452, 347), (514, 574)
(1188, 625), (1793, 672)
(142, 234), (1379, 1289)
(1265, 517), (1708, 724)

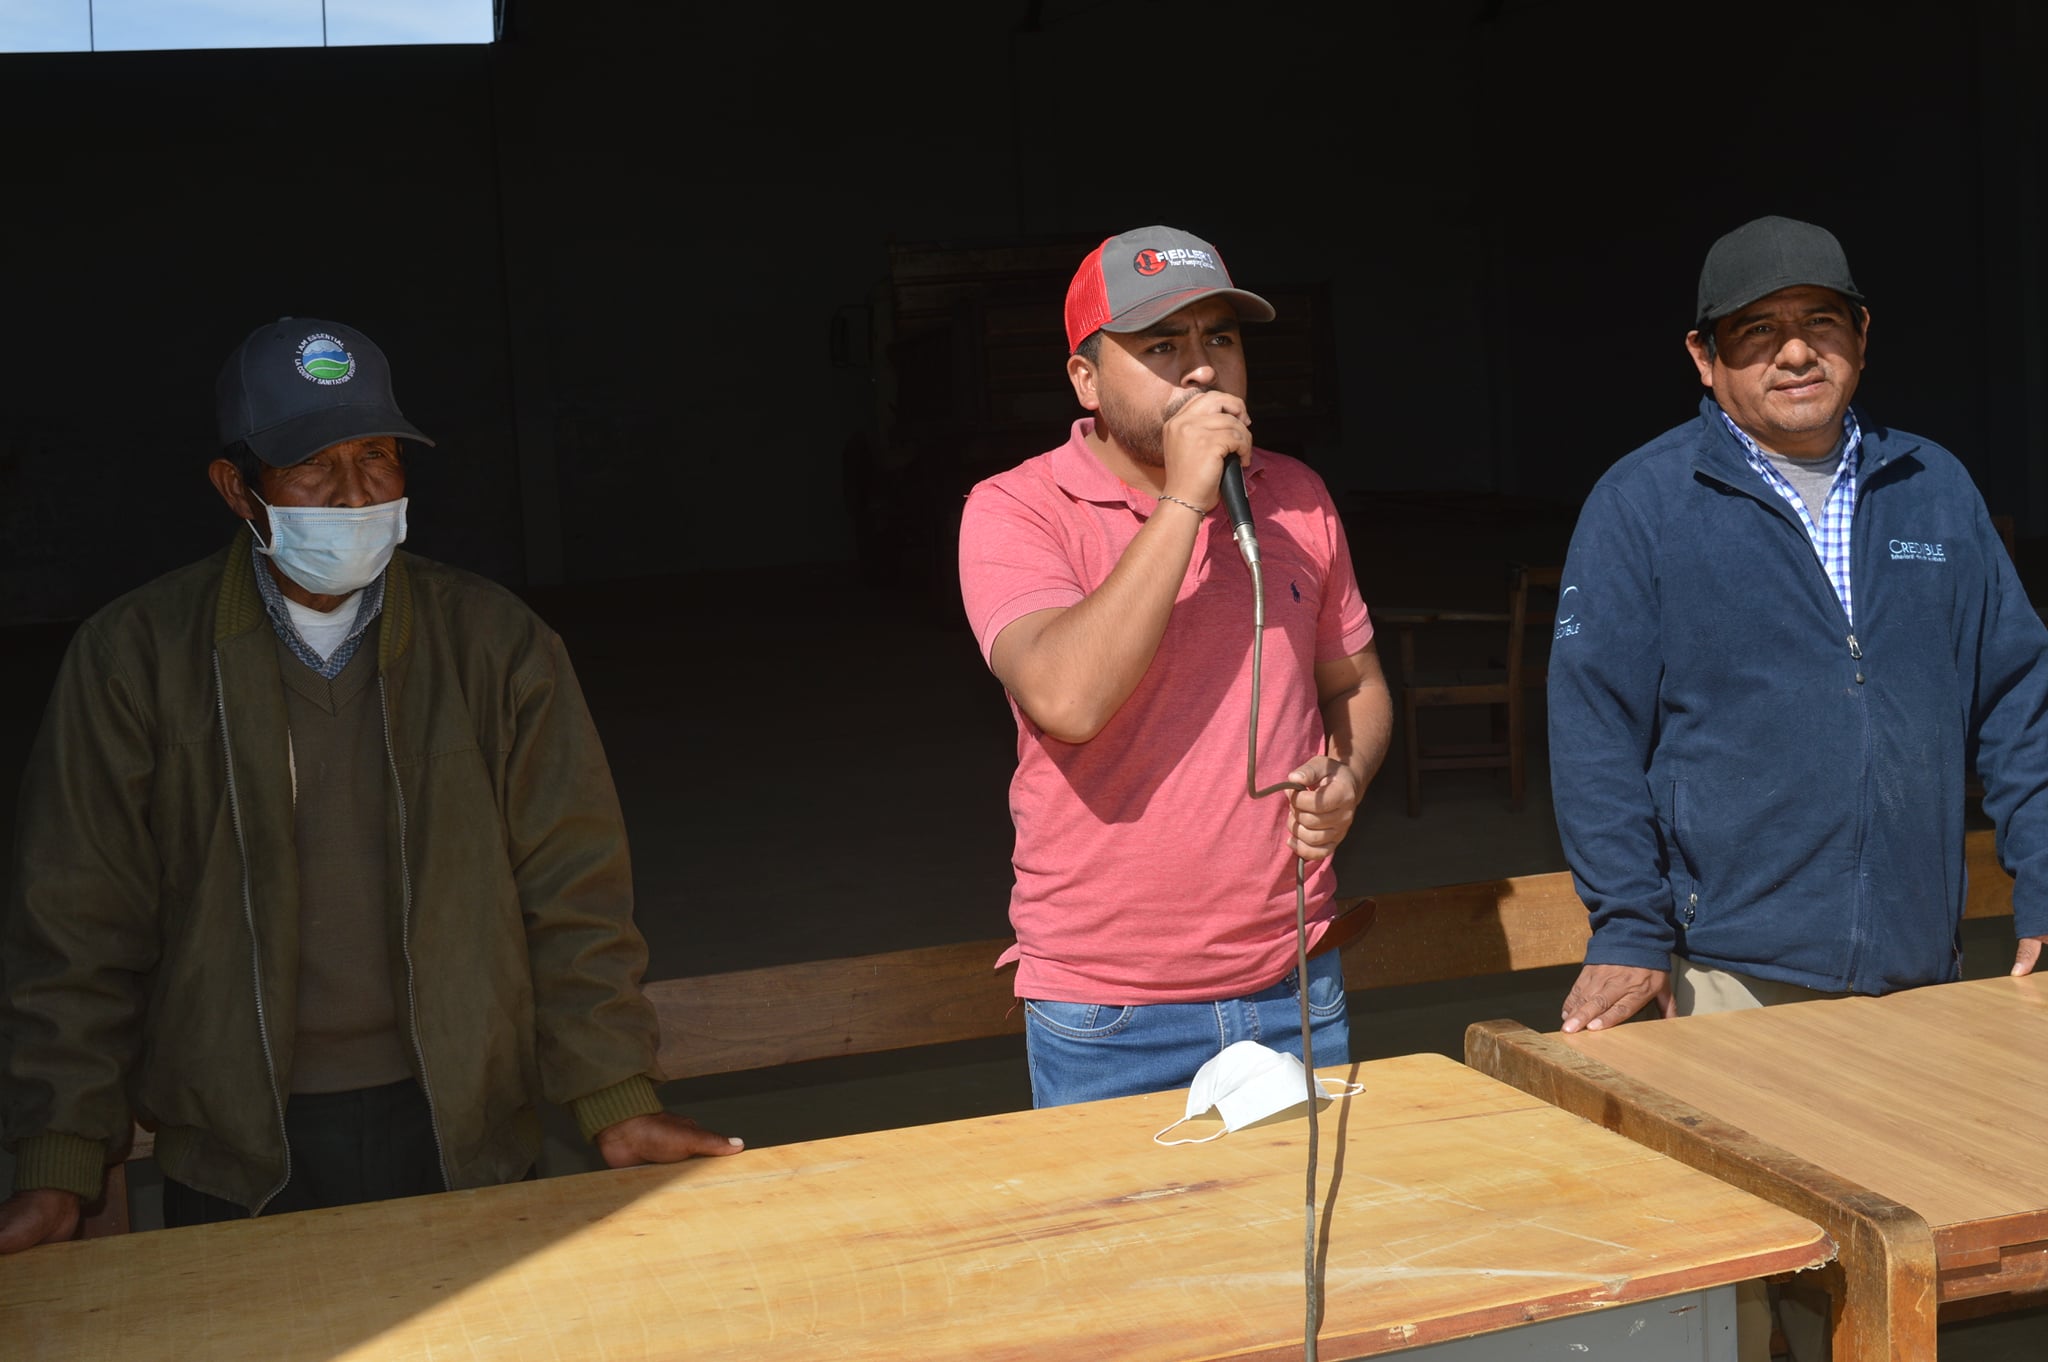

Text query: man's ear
(208, 458), (262, 520)
(1684, 330), (1716, 390)
(1066, 352), (1101, 411)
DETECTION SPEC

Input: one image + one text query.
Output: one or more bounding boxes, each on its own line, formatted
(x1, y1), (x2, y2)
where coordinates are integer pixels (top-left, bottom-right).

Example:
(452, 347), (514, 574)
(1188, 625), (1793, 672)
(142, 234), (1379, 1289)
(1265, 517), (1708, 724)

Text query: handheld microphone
(1219, 453), (1259, 566)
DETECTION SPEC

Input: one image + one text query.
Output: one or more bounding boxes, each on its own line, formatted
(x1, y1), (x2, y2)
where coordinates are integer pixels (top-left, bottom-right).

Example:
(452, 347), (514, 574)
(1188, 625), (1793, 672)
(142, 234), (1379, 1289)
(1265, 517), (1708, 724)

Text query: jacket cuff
(572, 1074), (664, 1142)
(11, 1132), (108, 1199)
(1583, 920), (1678, 972)
(2011, 879), (2048, 941)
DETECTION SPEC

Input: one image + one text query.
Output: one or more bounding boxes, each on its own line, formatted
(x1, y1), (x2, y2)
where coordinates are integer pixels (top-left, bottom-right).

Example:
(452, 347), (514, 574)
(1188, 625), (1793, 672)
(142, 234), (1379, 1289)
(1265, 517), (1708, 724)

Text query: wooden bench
(79, 829), (2017, 1235)
(647, 828), (2015, 1079)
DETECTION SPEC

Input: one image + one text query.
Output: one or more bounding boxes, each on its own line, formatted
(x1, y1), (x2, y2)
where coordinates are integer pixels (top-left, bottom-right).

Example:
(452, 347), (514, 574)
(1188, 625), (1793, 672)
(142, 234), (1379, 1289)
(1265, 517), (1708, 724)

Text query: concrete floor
(3, 497), (2042, 1354)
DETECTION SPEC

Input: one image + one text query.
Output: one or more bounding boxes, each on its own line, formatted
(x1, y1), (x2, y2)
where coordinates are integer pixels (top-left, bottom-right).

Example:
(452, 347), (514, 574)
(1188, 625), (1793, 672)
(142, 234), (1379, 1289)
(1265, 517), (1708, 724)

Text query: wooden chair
(1518, 564), (1562, 692)
(1393, 563), (1559, 817)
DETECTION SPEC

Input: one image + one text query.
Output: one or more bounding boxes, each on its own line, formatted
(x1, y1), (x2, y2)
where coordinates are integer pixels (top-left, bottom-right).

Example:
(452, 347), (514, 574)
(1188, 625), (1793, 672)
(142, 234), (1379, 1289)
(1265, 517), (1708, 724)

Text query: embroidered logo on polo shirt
(1889, 540), (1946, 562)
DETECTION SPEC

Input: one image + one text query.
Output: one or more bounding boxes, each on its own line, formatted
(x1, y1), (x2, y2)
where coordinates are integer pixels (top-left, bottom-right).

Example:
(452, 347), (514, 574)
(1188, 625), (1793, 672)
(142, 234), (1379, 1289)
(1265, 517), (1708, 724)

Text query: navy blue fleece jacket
(1549, 399), (2048, 994)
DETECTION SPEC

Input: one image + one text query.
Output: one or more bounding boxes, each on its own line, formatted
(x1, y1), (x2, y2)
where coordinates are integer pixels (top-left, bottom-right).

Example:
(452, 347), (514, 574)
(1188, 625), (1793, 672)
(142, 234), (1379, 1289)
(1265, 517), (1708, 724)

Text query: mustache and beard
(1096, 386), (1221, 467)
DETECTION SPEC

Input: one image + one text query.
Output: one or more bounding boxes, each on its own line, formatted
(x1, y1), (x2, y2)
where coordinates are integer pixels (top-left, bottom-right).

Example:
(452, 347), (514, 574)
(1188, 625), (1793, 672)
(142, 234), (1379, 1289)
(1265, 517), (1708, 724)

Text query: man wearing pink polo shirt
(958, 225), (1392, 1106)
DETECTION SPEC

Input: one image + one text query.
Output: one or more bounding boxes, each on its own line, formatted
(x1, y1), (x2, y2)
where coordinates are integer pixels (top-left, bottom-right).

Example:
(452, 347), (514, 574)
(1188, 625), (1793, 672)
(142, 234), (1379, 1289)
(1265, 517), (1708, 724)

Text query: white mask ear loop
(1154, 1117), (1228, 1147)
(245, 486), (272, 552)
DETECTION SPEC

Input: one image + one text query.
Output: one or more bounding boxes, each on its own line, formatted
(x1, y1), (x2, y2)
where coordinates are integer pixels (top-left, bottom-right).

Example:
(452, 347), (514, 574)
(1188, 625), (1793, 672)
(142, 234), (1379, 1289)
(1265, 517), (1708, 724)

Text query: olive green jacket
(4, 533), (661, 1211)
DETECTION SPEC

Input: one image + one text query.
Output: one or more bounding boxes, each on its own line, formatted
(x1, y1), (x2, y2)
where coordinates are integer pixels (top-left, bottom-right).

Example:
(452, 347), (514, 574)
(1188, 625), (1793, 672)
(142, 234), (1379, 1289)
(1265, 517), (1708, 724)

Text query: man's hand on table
(0, 1188), (81, 1254)
(595, 1112), (744, 1169)
(1560, 963), (1674, 1033)
(2015, 935), (2044, 977)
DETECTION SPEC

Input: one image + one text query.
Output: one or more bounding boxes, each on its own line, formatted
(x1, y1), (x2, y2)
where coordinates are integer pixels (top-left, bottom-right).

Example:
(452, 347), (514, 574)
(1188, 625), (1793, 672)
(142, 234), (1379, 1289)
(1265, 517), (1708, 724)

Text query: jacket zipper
(1718, 466), (1877, 981)
(1844, 502), (1873, 983)
(1671, 782), (1698, 924)
(381, 674), (451, 1189)
(1710, 439), (1893, 986)
(214, 651), (293, 1215)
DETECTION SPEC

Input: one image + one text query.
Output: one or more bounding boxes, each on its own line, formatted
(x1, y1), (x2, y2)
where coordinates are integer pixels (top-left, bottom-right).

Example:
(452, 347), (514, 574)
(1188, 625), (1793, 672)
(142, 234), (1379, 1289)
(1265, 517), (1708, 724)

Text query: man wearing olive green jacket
(0, 318), (739, 1253)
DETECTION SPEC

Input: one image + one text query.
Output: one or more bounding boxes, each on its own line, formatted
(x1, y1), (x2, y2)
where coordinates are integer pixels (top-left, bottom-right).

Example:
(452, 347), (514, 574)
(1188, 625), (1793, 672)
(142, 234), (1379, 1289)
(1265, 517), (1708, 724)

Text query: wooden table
(3, 1053), (1827, 1361)
(1467, 973), (2048, 1362)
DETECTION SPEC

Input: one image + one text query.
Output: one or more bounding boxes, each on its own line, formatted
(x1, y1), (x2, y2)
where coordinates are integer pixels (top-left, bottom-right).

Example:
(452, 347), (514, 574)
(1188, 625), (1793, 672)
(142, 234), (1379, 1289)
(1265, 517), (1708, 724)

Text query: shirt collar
(250, 553), (387, 664)
(1717, 407), (1863, 480)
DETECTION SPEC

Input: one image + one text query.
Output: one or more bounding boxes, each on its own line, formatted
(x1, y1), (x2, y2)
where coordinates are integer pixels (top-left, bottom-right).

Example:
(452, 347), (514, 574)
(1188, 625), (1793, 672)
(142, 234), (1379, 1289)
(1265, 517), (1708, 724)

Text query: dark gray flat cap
(1696, 216), (1864, 332)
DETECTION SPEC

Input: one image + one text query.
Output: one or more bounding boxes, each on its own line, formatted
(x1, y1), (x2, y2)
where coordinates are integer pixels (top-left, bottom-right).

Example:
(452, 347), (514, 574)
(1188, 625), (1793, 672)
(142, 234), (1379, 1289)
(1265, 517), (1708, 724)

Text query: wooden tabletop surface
(1551, 973), (2048, 1264)
(3, 1053), (1829, 1361)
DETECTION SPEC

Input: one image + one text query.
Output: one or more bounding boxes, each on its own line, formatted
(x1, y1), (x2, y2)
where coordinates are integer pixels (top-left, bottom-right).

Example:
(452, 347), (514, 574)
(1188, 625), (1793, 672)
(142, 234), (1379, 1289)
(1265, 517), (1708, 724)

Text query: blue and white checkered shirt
(250, 554), (387, 680)
(1719, 409), (1863, 628)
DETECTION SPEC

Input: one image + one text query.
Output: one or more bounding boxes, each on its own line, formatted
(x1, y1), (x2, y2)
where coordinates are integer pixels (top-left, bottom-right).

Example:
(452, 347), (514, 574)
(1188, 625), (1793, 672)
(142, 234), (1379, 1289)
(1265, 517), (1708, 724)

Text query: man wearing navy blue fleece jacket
(1549, 216), (2048, 1039)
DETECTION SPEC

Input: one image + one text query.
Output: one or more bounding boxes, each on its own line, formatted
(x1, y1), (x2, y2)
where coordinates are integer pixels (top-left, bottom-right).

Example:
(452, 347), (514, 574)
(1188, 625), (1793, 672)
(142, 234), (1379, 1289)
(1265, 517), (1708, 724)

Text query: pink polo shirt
(958, 419), (1375, 1003)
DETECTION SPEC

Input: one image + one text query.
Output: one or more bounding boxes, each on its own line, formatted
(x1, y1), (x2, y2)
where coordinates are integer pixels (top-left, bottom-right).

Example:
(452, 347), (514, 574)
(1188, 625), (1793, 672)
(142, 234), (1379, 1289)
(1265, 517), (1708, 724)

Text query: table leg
(1464, 1019), (1939, 1362)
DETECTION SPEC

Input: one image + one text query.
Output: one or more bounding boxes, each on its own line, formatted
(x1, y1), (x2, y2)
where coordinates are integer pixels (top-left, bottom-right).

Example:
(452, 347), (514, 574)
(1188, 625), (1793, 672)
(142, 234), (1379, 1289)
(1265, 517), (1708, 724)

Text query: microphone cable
(1221, 455), (1323, 1362)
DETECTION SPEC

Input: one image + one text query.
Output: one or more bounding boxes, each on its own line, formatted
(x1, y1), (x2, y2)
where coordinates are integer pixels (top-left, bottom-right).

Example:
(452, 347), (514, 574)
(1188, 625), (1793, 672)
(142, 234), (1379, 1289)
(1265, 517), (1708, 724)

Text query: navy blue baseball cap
(216, 317), (434, 467)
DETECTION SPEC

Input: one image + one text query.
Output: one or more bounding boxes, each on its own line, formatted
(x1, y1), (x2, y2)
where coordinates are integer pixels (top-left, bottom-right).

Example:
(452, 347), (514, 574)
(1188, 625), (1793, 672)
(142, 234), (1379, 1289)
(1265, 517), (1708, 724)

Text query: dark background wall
(3, 0), (2044, 625)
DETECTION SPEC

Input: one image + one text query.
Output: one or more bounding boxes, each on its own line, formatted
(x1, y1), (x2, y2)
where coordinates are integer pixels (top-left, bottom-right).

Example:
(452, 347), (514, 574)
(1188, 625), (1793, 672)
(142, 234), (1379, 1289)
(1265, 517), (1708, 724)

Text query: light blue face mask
(250, 496), (409, 596)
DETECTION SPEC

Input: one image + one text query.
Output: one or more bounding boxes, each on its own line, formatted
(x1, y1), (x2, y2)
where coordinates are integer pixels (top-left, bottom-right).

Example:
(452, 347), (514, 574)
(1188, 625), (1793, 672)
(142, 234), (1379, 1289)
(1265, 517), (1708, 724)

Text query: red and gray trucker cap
(1063, 225), (1276, 353)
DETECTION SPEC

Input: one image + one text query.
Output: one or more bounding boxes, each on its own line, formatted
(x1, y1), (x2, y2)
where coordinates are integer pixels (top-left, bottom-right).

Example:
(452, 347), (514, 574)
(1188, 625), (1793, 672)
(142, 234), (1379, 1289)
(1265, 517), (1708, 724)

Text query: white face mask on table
(251, 495), (408, 597)
(1153, 1040), (1363, 1146)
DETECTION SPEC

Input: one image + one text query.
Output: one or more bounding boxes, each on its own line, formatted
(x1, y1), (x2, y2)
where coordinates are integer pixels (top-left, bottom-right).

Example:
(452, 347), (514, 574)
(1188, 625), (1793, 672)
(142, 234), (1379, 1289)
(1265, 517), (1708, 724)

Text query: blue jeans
(1023, 948), (1350, 1108)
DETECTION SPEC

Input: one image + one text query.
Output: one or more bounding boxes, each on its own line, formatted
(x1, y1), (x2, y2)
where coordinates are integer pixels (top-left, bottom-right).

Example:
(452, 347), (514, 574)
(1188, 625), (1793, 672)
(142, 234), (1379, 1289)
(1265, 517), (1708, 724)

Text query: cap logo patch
(295, 334), (356, 385)
(1133, 246), (1218, 277)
